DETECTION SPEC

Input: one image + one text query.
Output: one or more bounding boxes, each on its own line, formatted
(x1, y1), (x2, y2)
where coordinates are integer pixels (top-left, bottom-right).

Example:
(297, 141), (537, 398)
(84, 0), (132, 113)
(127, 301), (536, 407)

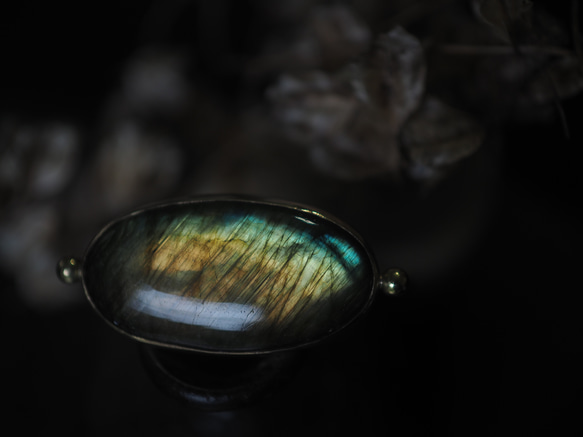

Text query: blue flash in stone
(80, 197), (377, 354)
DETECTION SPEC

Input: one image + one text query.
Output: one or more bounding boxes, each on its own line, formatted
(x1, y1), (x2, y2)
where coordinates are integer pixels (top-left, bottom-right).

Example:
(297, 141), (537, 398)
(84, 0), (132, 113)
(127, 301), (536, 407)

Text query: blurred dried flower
(0, 119), (79, 204)
(308, 5), (372, 68)
(363, 27), (426, 130)
(269, 26), (425, 179)
(401, 97), (484, 182)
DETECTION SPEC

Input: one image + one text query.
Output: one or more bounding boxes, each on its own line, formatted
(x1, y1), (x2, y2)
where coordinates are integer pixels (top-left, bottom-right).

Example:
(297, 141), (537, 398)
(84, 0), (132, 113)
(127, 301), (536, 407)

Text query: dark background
(1, 1), (581, 435)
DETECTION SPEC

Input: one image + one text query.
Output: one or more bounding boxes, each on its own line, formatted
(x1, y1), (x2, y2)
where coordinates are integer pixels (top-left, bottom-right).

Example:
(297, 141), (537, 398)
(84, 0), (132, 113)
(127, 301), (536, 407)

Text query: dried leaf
(473, 0), (533, 43)
(0, 119), (79, 203)
(361, 26), (426, 131)
(308, 5), (372, 68)
(401, 97), (484, 181)
(268, 71), (392, 179)
(523, 57), (583, 104)
(268, 27), (425, 179)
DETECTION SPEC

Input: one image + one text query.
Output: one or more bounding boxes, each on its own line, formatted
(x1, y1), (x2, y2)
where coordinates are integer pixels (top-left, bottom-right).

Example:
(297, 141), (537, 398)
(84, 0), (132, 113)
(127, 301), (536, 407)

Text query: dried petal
(523, 57), (583, 104)
(472, 0), (533, 43)
(268, 27), (425, 179)
(0, 119), (79, 201)
(401, 97), (484, 181)
(361, 26), (426, 130)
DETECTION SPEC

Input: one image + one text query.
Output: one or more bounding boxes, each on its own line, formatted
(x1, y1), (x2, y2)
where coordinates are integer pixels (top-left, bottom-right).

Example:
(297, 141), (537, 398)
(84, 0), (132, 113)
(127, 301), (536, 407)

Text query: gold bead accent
(57, 257), (82, 284)
(379, 268), (408, 296)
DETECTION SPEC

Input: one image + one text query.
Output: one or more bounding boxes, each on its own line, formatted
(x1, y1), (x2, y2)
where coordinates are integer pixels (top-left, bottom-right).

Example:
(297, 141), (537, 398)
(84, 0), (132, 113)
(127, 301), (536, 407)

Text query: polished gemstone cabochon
(82, 198), (376, 353)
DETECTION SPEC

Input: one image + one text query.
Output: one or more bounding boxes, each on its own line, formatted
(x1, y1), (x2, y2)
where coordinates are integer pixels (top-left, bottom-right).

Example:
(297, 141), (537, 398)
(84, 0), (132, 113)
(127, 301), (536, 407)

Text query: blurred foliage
(1, 0), (581, 307)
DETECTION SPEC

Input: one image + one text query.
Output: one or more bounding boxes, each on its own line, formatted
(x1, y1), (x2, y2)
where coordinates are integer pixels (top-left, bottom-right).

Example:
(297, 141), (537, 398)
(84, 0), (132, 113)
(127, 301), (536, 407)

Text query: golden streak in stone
(144, 226), (351, 326)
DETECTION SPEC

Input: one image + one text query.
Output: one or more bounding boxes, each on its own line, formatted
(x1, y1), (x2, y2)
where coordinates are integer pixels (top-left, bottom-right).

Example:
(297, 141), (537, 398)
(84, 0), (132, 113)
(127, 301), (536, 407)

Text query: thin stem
(544, 71), (571, 140)
(572, 0), (583, 66)
(435, 44), (575, 58)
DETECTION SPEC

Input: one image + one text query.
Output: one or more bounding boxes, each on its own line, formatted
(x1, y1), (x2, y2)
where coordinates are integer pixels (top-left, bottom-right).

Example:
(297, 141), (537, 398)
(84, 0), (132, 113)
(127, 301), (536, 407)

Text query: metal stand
(140, 345), (302, 411)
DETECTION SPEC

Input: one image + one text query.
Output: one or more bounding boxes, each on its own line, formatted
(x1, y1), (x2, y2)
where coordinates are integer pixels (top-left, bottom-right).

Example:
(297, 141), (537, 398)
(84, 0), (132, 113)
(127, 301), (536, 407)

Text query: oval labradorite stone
(82, 198), (376, 353)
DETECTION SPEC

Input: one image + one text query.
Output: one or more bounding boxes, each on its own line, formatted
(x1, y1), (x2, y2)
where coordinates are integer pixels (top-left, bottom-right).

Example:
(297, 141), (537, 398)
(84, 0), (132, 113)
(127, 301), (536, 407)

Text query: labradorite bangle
(57, 196), (407, 355)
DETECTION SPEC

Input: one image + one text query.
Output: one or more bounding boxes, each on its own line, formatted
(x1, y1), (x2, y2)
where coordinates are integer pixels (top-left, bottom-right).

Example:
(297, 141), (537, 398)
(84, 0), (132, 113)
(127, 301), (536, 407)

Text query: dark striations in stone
(82, 198), (376, 353)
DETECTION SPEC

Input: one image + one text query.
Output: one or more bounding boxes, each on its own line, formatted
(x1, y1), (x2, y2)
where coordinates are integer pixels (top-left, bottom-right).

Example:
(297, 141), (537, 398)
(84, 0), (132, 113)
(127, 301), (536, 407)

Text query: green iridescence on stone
(83, 199), (375, 353)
